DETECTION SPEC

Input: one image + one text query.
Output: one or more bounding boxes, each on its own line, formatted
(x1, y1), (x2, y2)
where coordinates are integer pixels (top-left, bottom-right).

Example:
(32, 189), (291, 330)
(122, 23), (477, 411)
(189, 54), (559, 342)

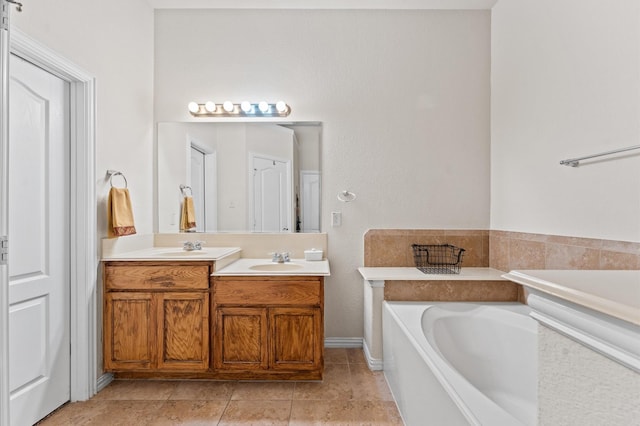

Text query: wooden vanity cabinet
(103, 261), (211, 373)
(212, 276), (324, 380)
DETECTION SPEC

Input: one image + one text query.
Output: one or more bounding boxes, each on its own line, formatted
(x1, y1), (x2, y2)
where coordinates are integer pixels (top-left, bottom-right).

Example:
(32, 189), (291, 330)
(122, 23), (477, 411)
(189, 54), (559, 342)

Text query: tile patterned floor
(38, 348), (403, 425)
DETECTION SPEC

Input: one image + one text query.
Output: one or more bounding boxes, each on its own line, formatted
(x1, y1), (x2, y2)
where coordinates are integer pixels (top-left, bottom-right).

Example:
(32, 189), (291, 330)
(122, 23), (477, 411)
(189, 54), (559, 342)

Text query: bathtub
(383, 302), (538, 426)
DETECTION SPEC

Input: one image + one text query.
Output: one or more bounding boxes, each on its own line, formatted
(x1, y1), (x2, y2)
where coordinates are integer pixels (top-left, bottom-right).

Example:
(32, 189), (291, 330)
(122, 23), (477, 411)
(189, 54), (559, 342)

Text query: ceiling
(147, 0), (498, 10)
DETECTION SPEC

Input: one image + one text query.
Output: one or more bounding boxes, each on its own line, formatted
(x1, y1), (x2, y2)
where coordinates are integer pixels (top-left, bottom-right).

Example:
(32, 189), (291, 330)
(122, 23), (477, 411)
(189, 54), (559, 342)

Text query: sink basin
(157, 250), (210, 256)
(249, 263), (304, 272)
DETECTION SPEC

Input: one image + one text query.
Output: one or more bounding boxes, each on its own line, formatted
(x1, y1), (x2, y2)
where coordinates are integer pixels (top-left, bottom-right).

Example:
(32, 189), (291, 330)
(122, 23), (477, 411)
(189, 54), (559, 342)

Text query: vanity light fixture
(240, 101), (253, 113)
(223, 101), (235, 113)
(204, 101), (217, 113)
(188, 100), (291, 117)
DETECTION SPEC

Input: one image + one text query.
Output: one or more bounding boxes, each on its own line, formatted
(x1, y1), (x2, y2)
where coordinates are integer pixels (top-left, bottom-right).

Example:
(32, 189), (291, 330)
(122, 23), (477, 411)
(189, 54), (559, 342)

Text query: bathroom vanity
(101, 239), (330, 381)
(103, 261), (212, 372)
(211, 275), (324, 379)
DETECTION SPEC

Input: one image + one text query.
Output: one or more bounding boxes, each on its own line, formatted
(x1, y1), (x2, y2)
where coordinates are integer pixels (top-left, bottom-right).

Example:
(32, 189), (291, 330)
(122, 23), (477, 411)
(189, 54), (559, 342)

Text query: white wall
(491, 0), (640, 243)
(13, 0), (155, 239)
(155, 9), (491, 338)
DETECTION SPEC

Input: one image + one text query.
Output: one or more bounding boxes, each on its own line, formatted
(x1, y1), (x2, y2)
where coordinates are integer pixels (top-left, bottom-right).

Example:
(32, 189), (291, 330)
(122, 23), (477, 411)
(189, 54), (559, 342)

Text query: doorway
(189, 138), (217, 233)
(0, 29), (98, 426)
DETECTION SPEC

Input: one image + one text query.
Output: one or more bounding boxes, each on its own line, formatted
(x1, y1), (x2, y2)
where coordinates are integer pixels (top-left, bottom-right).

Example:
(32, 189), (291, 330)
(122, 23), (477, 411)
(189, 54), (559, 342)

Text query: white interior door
(252, 156), (290, 232)
(8, 55), (70, 425)
(301, 171), (321, 232)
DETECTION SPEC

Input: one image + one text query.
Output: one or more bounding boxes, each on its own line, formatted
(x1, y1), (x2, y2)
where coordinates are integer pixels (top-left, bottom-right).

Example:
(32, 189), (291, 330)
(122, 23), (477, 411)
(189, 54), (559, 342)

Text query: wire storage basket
(411, 244), (465, 274)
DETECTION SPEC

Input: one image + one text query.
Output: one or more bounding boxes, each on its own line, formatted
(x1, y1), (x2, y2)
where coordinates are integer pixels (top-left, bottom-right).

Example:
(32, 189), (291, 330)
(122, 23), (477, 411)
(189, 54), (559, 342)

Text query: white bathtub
(383, 302), (538, 426)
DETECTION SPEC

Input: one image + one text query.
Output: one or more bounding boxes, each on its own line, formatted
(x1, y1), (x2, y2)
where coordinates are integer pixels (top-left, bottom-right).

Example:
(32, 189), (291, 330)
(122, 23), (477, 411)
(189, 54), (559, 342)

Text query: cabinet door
(214, 307), (268, 371)
(157, 292), (210, 371)
(269, 307), (323, 371)
(104, 292), (156, 371)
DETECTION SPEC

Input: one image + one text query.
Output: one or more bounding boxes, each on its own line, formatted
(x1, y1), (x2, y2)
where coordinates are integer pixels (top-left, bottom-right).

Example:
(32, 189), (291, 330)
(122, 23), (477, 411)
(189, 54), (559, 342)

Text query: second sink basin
(249, 263), (304, 272)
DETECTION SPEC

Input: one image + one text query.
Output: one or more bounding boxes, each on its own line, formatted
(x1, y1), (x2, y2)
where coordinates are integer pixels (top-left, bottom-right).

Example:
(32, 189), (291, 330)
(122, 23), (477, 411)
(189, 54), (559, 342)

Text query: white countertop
(357, 267), (507, 281)
(102, 246), (242, 261)
(503, 270), (640, 326)
(213, 258), (331, 276)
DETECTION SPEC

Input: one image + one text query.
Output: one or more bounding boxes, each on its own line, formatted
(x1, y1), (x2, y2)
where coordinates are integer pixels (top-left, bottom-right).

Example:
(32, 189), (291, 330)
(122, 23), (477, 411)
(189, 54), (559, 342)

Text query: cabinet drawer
(214, 277), (322, 306)
(104, 262), (211, 290)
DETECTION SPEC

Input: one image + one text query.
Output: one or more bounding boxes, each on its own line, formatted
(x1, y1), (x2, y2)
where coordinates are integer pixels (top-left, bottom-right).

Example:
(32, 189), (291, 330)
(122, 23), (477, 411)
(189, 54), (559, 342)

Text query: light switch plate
(331, 212), (342, 227)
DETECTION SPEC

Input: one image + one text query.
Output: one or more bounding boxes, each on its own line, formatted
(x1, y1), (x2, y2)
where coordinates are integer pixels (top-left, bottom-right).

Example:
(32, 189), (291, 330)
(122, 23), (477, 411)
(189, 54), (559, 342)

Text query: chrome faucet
(183, 241), (203, 251)
(271, 252), (290, 263)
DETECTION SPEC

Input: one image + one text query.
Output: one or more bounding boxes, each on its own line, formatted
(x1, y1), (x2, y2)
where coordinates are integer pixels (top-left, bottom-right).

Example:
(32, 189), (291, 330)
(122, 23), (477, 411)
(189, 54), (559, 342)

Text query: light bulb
(204, 101), (216, 113)
(240, 101), (252, 113)
(223, 101), (234, 112)
(258, 101), (270, 113)
(275, 101), (287, 113)
(188, 102), (200, 114)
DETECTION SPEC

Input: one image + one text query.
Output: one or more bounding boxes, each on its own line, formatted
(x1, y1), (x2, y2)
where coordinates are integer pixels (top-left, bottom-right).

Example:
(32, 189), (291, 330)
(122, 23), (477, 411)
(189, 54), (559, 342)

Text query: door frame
(188, 137), (217, 232)
(0, 27), (97, 417)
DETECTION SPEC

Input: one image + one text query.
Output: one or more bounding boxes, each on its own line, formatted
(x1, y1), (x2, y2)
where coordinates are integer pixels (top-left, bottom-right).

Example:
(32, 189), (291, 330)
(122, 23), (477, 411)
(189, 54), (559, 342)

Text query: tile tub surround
(364, 229), (490, 268)
(38, 348), (403, 426)
(489, 231), (640, 272)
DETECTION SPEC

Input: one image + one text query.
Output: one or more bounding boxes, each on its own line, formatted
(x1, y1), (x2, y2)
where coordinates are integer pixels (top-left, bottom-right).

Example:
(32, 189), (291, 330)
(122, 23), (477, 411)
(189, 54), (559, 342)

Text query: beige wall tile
(489, 234), (509, 272)
(545, 244), (600, 269)
(364, 229), (488, 267)
(384, 281), (519, 302)
(547, 235), (603, 249)
(601, 239), (640, 255)
(600, 250), (640, 270)
(490, 230), (639, 272)
(508, 238), (546, 269)
(365, 233), (410, 267)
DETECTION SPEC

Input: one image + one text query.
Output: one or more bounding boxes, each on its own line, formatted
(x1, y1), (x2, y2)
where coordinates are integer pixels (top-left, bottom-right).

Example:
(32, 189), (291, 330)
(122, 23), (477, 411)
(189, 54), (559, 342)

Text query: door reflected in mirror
(157, 122), (321, 233)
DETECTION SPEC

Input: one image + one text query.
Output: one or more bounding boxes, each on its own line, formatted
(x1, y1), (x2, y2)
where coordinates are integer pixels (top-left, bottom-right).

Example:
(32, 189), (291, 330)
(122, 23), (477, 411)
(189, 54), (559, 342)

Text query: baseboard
(363, 340), (384, 371)
(324, 337), (363, 348)
(96, 373), (114, 393)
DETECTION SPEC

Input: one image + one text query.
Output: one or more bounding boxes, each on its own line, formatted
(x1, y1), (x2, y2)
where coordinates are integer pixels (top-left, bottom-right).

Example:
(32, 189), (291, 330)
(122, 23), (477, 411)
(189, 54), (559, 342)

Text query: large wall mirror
(157, 122), (322, 233)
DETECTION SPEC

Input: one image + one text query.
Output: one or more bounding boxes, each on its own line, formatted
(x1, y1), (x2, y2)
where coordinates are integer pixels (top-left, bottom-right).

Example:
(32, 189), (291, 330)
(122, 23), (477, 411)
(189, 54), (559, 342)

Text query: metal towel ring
(107, 170), (128, 189)
(337, 190), (356, 202)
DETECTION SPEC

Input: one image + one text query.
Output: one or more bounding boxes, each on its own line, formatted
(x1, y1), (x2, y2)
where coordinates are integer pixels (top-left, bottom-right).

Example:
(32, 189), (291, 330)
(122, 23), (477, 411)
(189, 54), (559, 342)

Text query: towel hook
(180, 184), (193, 196)
(107, 170), (128, 189)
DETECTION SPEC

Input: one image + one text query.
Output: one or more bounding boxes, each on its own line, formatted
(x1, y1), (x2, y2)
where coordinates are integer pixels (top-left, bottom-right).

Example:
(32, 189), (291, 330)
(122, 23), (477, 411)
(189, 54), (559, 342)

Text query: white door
(190, 146), (206, 232)
(8, 55), (70, 425)
(301, 171), (321, 232)
(252, 156), (290, 232)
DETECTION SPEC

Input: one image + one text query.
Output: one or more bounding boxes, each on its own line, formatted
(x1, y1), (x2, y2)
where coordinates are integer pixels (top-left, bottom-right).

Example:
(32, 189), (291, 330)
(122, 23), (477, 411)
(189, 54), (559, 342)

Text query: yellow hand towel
(108, 187), (137, 237)
(180, 196), (196, 231)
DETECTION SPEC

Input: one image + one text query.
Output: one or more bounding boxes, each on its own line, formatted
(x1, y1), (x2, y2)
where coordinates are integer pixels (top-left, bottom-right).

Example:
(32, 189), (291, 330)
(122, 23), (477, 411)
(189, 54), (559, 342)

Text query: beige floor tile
(349, 363), (394, 401)
(40, 400), (166, 426)
(293, 364), (352, 401)
(289, 400), (403, 425)
(169, 380), (236, 400)
(346, 348), (367, 364)
(231, 381), (295, 400)
(91, 380), (178, 401)
(38, 350), (404, 425)
(219, 400), (292, 425)
(37, 401), (107, 425)
(325, 348), (349, 364)
(151, 400), (228, 425)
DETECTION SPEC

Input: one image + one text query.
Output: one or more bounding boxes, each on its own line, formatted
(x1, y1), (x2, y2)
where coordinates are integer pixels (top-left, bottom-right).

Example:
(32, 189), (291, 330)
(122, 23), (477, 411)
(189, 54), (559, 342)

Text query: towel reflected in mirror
(180, 196), (196, 231)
